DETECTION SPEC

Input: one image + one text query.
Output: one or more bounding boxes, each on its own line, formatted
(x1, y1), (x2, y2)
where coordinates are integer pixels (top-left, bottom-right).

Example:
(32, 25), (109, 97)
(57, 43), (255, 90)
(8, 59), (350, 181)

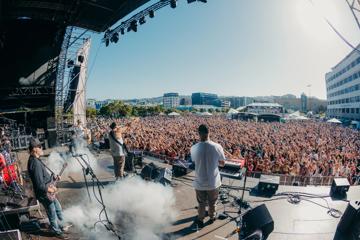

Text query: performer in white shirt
(191, 124), (225, 228)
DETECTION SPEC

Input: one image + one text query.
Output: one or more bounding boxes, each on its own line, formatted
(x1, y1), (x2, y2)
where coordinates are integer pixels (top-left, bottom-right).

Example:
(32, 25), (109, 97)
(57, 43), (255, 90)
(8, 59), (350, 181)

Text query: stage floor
(14, 148), (360, 240)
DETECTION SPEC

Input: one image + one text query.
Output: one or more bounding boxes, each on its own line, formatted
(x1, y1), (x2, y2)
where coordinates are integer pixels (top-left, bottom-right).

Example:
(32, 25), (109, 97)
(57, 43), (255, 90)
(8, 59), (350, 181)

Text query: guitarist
(27, 138), (67, 238)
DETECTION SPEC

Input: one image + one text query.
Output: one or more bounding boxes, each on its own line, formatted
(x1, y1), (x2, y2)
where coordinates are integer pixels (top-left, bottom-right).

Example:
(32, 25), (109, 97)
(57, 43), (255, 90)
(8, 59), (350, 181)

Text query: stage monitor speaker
(242, 204), (274, 240)
(0, 229), (22, 240)
(140, 163), (160, 180)
(331, 178), (350, 199)
(172, 161), (191, 177)
(258, 175), (280, 196)
(156, 168), (172, 186)
(336, 200), (360, 240)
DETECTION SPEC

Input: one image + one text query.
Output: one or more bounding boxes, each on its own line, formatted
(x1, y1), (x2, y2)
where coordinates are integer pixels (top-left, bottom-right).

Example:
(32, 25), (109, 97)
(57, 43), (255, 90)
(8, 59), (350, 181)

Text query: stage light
(130, 20), (138, 32)
(139, 16), (146, 25)
(110, 32), (119, 43)
(149, 10), (155, 18)
(170, 0), (177, 8)
(120, 28), (125, 35)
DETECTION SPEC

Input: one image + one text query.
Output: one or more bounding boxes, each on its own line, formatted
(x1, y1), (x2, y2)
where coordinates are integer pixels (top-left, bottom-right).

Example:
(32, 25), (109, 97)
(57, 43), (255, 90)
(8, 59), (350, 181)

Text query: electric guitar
(46, 163), (68, 201)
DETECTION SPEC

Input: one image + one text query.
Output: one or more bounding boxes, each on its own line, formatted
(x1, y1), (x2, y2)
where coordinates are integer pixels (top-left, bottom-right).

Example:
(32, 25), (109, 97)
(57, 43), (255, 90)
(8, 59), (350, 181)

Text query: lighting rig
(102, 0), (208, 46)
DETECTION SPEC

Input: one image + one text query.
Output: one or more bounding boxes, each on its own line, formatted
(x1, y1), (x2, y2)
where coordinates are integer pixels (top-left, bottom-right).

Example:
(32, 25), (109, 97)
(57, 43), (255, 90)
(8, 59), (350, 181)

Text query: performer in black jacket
(27, 138), (67, 238)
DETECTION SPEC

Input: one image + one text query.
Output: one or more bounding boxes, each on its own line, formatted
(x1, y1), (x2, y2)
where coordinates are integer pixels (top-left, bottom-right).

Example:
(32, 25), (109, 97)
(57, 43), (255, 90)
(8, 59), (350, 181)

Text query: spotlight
(170, 0), (177, 8)
(120, 28), (125, 35)
(139, 16), (146, 25)
(110, 32), (119, 43)
(130, 20), (138, 32)
(149, 10), (155, 18)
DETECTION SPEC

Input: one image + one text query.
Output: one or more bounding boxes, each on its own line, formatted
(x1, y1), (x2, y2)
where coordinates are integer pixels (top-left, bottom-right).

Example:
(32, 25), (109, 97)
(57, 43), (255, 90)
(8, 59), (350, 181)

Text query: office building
(326, 44), (360, 121)
(191, 92), (219, 106)
(163, 93), (180, 109)
(301, 93), (307, 112)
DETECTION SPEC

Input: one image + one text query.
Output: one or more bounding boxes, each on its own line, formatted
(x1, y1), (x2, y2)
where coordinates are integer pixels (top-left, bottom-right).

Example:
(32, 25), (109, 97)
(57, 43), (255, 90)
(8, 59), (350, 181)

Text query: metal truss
(9, 86), (54, 96)
(103, 0), (206, 44)
(55, 26), (73, 143)
(55, 27), (91, 143)
(346, 0), (360, 30)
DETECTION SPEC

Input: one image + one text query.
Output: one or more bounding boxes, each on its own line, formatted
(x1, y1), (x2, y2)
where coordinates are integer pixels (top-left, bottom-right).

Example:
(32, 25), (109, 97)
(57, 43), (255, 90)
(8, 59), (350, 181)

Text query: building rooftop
(247, 102), (283, 107)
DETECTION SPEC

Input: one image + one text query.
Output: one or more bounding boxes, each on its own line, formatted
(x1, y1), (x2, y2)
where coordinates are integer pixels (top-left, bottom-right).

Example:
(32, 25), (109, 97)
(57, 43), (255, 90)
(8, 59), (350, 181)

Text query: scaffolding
(55, 27), (91, 143)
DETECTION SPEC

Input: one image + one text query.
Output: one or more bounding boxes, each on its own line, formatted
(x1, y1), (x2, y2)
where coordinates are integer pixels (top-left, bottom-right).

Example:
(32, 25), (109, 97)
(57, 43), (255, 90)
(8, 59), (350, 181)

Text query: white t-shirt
(191, 140), (226, 191)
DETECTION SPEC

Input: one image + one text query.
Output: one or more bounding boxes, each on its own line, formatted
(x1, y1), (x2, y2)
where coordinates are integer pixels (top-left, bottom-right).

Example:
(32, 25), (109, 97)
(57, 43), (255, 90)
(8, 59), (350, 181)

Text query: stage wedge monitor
(242, 204), (274, 239)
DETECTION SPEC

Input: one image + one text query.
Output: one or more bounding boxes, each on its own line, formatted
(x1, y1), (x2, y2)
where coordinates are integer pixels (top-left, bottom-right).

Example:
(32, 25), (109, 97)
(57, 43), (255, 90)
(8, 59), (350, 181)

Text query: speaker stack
(140, 163), (172, 186)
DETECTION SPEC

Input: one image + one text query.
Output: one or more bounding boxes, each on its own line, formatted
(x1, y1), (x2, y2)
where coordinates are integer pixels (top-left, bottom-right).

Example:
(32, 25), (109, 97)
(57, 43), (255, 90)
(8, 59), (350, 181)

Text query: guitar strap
(110, 131), (129, 155)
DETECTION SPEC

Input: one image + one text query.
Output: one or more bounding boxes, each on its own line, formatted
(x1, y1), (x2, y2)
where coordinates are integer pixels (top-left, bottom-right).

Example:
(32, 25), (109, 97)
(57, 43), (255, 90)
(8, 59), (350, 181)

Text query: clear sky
(86, 0), (360, 100)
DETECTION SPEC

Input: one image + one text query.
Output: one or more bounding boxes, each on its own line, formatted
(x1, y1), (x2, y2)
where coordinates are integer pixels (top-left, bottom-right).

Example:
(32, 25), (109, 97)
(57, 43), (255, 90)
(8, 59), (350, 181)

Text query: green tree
(86, 107), (97, 118)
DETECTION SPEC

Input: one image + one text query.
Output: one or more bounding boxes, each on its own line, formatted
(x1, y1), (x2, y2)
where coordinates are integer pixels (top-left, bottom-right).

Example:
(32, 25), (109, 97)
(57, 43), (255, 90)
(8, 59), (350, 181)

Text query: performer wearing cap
(27, 138), (68, 238)
(109, 122), (129, 179)
(191, 124), (225, 228)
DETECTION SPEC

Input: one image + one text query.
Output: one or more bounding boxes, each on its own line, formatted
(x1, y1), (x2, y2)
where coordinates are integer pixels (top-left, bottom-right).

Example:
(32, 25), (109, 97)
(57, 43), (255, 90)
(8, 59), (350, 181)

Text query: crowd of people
(87, 116), (360, 184)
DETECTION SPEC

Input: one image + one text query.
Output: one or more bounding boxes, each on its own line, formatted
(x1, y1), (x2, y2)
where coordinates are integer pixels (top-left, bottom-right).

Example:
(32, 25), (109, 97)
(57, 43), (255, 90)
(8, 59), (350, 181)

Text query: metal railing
(246, 171), (352, 186)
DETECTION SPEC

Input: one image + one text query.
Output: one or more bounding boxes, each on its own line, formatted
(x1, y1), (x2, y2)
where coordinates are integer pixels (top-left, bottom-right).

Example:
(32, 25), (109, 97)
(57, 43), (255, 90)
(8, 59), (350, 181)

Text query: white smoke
(44, 138), (99, 176)
(63, 177), (177, 240)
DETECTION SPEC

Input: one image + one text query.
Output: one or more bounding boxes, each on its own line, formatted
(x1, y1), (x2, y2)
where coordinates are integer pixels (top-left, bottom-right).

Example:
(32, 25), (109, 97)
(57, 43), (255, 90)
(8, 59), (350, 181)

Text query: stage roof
(1, 0), (152, 32)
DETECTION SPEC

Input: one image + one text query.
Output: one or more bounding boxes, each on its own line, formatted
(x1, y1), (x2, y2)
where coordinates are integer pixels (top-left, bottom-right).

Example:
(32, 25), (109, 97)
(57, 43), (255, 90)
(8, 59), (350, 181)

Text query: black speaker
(140, 163), (160, 180)
(172, 161), (192, 177)
(242, 204), (274, 239)
(125, 155), (135, 172)
(336, 200), (360, 240)
(257, 175), (280, 196)
(331, 178), (350, 199)
(47, 130), (57, 148)
(156, 168), (172, 186)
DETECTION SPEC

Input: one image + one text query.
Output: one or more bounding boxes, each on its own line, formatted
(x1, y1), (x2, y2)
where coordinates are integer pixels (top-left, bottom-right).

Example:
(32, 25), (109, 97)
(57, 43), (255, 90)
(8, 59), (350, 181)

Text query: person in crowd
(27, 138), (69, 239)
(190, 124), (225, 228)
(108, 122), (128, 179)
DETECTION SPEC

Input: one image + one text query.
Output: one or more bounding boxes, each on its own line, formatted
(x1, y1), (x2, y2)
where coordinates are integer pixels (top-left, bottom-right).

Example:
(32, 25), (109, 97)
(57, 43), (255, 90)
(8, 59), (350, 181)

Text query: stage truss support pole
(55, 26), (73, 144)
(55, 27), (91, 144)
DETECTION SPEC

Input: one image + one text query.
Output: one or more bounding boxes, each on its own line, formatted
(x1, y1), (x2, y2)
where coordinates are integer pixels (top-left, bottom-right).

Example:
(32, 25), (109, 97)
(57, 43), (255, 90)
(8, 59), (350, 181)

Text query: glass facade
(325, 44), (360, 121)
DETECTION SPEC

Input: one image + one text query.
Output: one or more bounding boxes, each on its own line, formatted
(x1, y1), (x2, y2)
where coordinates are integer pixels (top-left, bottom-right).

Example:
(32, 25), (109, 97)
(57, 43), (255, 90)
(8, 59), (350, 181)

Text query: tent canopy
(327, 118), (342, 124)
(168, 112), (180, 116)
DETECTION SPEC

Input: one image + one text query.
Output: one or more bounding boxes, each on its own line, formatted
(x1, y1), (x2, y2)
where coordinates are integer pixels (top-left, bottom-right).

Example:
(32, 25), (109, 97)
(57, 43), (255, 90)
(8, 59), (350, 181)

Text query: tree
(86, 107), (97, 118)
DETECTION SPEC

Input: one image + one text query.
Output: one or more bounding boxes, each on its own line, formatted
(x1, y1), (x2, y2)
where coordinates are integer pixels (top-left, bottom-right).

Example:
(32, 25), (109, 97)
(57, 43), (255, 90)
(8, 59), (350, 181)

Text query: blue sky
(86, 0), (360, 100)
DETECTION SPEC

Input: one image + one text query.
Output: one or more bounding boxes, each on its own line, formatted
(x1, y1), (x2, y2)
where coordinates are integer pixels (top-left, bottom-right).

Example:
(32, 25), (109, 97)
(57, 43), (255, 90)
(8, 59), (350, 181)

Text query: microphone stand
(73, 154), (121, 240)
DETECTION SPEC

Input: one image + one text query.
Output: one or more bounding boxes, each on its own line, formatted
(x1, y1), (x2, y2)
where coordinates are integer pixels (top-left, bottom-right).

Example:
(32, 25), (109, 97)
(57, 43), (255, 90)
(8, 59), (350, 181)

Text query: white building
(326, 44), (360, 121)
(163, 93), (180, 109)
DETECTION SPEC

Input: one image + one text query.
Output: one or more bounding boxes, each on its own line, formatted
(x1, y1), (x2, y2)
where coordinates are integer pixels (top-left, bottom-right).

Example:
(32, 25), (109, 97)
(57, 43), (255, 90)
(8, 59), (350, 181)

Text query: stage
(7, 148), (360, 240)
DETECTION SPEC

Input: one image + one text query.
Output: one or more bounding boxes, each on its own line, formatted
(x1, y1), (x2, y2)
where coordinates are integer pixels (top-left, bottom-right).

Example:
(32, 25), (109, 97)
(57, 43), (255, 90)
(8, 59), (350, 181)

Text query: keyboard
(219, 159), (245, 180)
